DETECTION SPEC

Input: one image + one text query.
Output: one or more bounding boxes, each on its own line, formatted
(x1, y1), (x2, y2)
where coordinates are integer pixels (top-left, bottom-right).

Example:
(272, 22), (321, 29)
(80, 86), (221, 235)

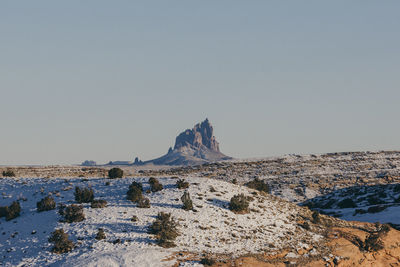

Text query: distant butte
(137, 119), (232, 166)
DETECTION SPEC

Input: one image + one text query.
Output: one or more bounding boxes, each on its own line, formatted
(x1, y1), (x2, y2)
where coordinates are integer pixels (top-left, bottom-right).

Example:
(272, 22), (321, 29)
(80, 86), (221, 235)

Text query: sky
(1, 1), (400, 165)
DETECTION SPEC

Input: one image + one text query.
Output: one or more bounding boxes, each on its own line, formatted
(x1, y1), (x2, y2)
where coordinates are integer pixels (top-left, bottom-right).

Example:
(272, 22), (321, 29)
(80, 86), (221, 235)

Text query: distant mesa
(136, 118), (232, 166)
(82, 160), (133, 166)
(81, 160), (97, 166)
(107, 161), (132, 166)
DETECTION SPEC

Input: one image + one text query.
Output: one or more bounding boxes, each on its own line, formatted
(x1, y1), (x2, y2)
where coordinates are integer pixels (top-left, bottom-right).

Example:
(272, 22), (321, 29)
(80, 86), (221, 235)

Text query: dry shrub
(95, 228), (106, 240)
(176, 179), (189, 189)
(108, 167), (123, 179)
(127, 181), (150, 207)
(137, 197), (150, 208)
(148, 212), (179, 247)
(8, 201), (21, 220)
(74, 186), (94, 203)
(130, 181), (143, 191)
(60, 204), (85, 223)
(37, 196), (56, 212)
(149, 177), (163, 192)
(181, 191), (193, 211)
(2, 170), (15, 177)
(245, 178), (270, 193)
(378, 223), (391, 234)
(229, 194), (249, 213)
(312, 210), (321, 224)
(91, 199), (107, 208)
(364, 234), (384, 251)
(127, 182), (143, 202)
(200, 257), (216, 266)
(364, 224), (390, 252)
(48, 229), (74, 253)
(0, 201), (21, 221)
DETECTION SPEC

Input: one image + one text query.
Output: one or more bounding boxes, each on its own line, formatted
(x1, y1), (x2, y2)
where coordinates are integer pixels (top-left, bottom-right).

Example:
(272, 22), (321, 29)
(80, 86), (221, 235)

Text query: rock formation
(174, 118), (220, 152)
(140, 119), (232, 166)
(133, 157), (143, 165)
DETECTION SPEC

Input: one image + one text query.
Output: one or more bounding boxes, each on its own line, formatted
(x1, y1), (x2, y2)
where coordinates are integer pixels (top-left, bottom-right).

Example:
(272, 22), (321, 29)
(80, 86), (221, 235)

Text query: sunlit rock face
(174, 118), (220, 152)
(143, 119), (231, 166)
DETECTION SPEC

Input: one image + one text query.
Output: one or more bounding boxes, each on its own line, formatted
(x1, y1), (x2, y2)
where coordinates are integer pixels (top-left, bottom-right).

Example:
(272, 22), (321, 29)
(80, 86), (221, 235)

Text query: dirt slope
(185, 223), (400, 266)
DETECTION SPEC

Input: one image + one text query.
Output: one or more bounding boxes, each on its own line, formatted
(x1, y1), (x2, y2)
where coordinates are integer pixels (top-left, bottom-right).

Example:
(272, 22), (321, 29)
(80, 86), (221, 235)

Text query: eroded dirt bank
(174, 221), (400, 266)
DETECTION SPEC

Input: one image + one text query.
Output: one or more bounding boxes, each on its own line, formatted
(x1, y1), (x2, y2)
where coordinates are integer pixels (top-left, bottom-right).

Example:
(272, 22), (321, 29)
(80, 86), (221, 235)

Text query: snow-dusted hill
(142, 151), (400, 204)
(0, 177), (322, 267)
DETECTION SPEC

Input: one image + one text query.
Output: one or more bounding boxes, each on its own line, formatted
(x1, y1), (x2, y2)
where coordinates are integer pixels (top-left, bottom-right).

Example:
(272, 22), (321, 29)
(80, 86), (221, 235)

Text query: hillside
(1, 176), (323, 266)
(303, 183), (400, 226)
(142, 151), (400, 204)
(3, 152), (400, 266)
(2, 168), (400, 265)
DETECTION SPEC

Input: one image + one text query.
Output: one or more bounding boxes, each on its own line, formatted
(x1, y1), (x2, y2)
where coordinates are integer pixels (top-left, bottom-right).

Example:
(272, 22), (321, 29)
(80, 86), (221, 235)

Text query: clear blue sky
(1, 1), (400, 165)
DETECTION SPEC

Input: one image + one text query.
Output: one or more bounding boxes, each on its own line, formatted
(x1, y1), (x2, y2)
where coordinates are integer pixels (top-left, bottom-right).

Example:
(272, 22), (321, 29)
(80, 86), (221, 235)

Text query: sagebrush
(245, 178), (270, 193)
(176, 179), (189, 189)
(181, 191), (193, 211)
(137, 197), (151, 208)
(127, 182), (143, 202)
(74, 186), (94, 203)
(108, 168), (123, 179)
(148, 212), (179, 247)
(91, 199), (107, 208)
(37, 196), (56, 212)
(59, 204), (85, 223)
(49, 229), (74, 253)
(229, 194), (249, 213)
(0, 201), (21, 221)
(149, 177), (163, 192)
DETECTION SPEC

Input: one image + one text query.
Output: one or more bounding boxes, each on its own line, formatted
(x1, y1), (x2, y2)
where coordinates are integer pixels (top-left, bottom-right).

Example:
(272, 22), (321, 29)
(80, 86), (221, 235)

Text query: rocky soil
(195, 224), (400, 267)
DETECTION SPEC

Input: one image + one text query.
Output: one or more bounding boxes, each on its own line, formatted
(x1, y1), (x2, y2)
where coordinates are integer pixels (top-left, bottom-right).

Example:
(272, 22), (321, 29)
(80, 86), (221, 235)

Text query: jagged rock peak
(174, 118), (220, 152)
(138, 118), (230, 166)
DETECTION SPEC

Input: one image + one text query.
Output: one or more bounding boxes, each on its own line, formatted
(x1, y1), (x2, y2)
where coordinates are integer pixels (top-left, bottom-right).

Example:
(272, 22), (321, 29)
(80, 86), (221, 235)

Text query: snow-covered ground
(141, 151), (400, 204)
(0, 177), (320, 266)
(302, 183), (400, 225)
